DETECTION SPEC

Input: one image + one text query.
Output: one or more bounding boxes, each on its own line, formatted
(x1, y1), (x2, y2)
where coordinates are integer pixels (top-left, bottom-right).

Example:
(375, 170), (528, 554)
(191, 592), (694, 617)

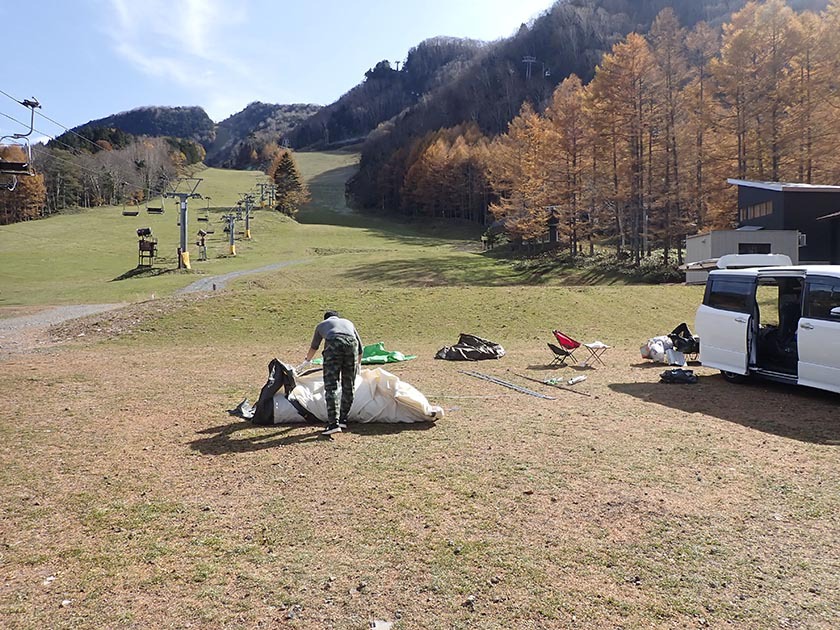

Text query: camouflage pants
(322, 334), (358, 423)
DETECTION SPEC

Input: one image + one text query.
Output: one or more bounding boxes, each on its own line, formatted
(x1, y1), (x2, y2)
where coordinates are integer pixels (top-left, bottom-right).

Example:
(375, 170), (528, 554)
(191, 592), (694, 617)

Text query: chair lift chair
(547, 342), (573, 367)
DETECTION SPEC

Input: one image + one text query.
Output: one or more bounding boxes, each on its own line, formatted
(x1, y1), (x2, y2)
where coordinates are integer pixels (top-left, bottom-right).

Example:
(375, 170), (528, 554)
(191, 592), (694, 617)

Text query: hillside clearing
(0, 152), (837, 629)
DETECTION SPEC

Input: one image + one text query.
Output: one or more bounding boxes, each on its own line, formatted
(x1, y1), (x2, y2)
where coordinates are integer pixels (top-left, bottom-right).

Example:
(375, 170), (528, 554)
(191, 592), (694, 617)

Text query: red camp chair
(552, 331), (581, 364)
(554, 330), (611, 368)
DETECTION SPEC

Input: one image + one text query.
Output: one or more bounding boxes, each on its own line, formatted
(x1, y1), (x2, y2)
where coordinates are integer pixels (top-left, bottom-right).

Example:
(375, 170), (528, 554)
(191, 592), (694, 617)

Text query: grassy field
(0, 152), (838, 629)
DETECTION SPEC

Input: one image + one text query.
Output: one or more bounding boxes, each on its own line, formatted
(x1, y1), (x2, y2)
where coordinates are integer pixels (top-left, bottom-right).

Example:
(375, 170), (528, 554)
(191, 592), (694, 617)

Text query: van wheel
(721, 370), (748, 383)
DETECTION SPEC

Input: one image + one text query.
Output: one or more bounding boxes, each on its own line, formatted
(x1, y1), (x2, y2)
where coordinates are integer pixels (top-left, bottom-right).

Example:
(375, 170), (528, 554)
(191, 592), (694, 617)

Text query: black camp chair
(547, 342), (573, 367)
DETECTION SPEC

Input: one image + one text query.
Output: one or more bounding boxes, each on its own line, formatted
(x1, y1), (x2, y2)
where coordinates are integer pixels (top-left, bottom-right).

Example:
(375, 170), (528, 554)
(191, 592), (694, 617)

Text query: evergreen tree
(267, 151), (309, 216)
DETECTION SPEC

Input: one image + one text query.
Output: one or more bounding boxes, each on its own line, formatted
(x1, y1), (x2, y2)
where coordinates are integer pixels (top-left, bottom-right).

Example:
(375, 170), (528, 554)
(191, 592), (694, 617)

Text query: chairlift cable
(29, 145), (150, 197)
(1, 93), (191, 205)
(0, 88), (114, 155)
(0, 110), (93, 158)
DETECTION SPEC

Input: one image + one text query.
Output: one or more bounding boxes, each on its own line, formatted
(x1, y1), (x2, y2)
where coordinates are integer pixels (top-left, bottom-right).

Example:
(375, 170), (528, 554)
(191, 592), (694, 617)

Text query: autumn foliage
(376, 0), (840, 264)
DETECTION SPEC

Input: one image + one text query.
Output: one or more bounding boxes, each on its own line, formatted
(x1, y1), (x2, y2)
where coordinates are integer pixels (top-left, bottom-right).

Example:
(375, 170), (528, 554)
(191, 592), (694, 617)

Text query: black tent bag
(435, 333), (505, 361)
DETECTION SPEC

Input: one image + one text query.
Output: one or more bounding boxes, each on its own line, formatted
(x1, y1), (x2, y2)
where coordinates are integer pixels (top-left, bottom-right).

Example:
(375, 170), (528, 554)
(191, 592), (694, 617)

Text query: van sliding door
(695, 275), (755, 375)
(799, 276), (840, 394)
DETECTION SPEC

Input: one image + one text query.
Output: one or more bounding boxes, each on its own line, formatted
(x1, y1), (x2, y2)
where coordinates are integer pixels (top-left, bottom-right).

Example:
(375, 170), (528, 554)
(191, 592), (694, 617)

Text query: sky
(1, 0), (553, 142)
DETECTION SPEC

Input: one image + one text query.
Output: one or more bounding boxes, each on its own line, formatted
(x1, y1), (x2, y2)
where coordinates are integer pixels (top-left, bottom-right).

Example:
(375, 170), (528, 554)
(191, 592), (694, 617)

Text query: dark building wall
(736, 185), (840, 263)
(782, 191), (840, 262)
(737, 187), (784, 229)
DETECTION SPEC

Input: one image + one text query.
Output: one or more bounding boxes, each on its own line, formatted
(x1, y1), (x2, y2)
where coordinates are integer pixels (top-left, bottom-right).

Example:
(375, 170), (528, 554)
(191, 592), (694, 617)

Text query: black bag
(435, 333), (505, 361)
(659, 368), (698, 384)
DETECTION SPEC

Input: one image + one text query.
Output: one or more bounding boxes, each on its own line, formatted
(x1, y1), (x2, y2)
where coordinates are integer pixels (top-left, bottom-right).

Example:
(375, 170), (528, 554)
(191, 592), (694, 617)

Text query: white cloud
(105, 0), (250, 97)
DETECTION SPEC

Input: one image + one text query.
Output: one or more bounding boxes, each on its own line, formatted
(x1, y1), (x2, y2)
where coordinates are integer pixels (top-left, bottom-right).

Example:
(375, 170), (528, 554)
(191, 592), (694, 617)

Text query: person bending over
(304, 311), (363, 436)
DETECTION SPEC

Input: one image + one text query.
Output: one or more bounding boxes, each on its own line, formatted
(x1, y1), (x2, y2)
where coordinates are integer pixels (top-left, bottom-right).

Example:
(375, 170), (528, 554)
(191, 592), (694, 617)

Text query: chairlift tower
(222, 212), (237, 256)
(522, 56), (537, 80)
(164, 177), (202, 269)
(256, 182), (273, 207)
(242, 193), (255, 239)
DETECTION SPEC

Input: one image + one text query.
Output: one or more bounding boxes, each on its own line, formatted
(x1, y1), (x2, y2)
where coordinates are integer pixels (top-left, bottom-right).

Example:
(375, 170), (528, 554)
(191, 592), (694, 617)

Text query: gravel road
(0, 303), (127, 356)
(0, 259), (305, 356)
(175, 260), (304, 294)
(0, 304), (128, 333)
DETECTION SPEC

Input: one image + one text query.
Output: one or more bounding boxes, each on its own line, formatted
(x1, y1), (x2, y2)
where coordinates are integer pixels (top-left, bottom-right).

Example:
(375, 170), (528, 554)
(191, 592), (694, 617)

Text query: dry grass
(1, 333), (838, 629)
(1, 151), (838, 628)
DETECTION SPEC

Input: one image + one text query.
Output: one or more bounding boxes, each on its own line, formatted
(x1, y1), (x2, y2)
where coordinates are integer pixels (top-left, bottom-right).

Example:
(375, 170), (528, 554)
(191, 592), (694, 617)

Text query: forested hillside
(347, 0), (760, 213)
(347, 0), (838, 272)
(205, 102), (321, 168)
(53, 106), (216, 148)
(287, 37), (484, 149)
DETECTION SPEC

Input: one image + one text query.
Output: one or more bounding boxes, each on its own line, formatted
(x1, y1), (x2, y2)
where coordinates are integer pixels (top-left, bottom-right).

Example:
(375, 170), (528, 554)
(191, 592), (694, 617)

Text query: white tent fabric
(273, 367), (444, 424)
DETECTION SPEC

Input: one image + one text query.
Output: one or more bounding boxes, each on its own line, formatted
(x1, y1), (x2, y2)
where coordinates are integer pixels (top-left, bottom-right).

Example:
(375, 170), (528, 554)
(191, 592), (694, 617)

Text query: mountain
(287, 37), (484, 150)
(344, 0), (770, 209)
(60, 105), (216, 147)
(205, 102), (321, 168)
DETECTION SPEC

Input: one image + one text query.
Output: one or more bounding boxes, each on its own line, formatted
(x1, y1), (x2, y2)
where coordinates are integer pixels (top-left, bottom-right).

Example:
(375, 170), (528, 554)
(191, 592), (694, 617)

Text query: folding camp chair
(547, 342), (573, 367)
(582, 341), (611, 367)
(552, 331), (581, 364)
(554, 330), (611, 368)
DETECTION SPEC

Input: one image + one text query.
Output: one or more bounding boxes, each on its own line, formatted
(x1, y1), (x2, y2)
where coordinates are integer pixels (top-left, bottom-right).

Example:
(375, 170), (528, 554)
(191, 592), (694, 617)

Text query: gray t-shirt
(310, 317), (362, 351)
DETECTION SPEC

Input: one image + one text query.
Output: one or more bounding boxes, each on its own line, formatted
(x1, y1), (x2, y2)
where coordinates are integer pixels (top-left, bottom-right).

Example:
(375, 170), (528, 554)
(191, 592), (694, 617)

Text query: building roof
(727, 178), (840, 193)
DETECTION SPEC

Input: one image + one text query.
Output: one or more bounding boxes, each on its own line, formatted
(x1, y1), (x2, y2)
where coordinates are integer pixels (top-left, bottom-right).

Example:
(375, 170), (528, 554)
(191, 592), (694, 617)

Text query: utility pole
(164, 177), (202, 269)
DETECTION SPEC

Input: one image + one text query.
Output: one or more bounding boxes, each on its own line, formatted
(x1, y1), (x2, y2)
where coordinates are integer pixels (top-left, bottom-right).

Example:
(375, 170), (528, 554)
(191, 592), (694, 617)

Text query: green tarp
(312, 342), (417, 365)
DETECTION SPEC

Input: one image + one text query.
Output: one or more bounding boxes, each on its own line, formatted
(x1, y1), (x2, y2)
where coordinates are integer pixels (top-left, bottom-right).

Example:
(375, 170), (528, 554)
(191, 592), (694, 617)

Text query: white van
(695, 264), (840, 394)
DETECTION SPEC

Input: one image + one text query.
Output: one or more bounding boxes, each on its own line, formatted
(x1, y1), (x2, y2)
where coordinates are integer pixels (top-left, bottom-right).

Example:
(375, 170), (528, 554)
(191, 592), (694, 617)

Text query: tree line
(352, 0), (840, 264)
(0, 134), (205, 224)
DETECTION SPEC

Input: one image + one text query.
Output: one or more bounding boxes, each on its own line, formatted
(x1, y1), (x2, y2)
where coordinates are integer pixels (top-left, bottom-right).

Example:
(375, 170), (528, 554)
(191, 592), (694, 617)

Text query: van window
(704, 276), (755, 312)
(805, 277), (840, 320)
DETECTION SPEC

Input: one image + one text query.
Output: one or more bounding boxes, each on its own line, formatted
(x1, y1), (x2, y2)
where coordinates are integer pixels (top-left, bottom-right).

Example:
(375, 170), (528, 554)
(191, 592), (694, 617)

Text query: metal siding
(686, 233), (712, 262)
(709, 230), (798, 261)
(782, 191), (840, 262)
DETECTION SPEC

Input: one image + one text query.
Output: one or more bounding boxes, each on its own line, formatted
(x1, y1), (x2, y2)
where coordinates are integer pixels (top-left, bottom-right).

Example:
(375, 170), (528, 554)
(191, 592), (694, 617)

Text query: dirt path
(0, 259), (307, 356)
(0, 303), (127, 356)
(175, 260), (305, 294)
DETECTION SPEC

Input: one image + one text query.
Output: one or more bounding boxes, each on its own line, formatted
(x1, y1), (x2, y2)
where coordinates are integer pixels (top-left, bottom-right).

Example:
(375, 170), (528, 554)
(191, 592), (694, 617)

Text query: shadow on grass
(628, 360), (704, 370)
(112, 266), (171, 282)
(189, 419), (436, 455)
(340, 255), (535, 287)
(610, 374), (840, 445)
(298, 166), (483, 243)
(525, 363), (567, 371)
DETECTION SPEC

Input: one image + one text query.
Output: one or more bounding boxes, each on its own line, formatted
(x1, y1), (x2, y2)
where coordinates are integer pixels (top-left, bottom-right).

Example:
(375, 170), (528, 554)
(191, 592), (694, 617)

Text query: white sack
(641, 335), (674, 363)
(273, 367), (443, 424)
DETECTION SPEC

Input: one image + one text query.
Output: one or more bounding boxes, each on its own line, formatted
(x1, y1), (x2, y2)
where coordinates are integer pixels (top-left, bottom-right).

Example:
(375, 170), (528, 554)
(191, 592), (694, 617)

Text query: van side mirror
(831, 307), (840, 319)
